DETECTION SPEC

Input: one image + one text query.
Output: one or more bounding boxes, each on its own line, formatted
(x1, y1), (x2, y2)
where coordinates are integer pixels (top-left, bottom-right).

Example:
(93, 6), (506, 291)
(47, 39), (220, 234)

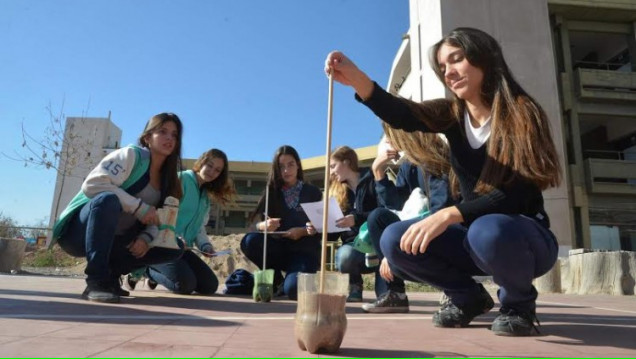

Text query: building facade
(48, 116), (122, 233)
(393, 0), (636, 251)
(549, 0), (636, 250)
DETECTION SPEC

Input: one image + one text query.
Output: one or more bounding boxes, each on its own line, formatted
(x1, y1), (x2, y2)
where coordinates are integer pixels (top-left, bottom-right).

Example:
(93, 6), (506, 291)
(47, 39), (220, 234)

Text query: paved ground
(0, 273), (635, 357)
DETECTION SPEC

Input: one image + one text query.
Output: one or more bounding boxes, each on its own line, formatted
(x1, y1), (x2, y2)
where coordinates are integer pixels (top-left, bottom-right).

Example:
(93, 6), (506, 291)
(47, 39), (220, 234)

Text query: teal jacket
(49, 145), (150, 248)
(177, 170), (212, 249)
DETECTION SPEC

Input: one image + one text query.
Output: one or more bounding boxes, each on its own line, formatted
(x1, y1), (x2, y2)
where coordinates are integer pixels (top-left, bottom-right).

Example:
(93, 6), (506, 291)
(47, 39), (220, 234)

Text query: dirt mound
(22, 234), (258, 283)
(207, 234), (258, 282)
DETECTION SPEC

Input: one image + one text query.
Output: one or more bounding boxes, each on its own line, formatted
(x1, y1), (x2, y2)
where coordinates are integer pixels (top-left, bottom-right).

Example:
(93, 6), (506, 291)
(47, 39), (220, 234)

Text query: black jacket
(339, 168), (379, 244)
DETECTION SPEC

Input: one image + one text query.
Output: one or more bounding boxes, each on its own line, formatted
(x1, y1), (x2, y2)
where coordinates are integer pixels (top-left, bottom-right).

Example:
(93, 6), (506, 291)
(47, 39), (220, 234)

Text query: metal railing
(574, 60), (630, 71)
(584, 149), (634, 161)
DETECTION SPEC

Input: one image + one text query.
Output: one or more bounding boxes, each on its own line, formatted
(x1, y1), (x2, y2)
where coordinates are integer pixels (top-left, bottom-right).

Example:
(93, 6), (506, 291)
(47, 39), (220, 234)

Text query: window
(225, 211), (246, 228)
(570, 31), (631, 71)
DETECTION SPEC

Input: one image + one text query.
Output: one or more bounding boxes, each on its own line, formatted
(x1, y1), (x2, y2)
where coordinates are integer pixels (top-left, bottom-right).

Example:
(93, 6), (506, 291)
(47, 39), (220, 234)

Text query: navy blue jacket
(276, 183), (323, 231)
(338, 168), (380, 244)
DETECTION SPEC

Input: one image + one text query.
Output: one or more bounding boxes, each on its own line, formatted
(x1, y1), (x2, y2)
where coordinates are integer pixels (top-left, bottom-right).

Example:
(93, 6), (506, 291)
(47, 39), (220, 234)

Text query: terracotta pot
(295, 272), (348, 353)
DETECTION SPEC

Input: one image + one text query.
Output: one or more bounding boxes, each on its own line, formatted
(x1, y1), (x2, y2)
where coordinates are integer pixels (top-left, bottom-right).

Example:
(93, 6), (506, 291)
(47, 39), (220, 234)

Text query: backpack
(223, 269), (254, 295)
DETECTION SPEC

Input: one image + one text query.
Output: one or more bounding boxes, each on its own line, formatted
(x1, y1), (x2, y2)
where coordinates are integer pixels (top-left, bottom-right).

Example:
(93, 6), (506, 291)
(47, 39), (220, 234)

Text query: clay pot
(295, 272), (349, 354)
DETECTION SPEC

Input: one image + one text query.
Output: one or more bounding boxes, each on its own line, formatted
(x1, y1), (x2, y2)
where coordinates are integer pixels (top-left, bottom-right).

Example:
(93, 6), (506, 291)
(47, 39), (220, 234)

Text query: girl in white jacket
(53, 113), (185, 303)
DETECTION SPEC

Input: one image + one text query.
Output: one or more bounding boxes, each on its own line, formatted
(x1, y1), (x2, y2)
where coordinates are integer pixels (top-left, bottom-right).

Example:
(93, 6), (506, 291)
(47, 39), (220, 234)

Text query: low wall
(535, 250), (636, 295)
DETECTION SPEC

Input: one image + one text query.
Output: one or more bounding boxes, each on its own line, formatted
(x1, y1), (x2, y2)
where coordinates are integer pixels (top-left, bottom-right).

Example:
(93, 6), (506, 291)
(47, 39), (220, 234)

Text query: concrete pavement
(1, 274), (634, 357)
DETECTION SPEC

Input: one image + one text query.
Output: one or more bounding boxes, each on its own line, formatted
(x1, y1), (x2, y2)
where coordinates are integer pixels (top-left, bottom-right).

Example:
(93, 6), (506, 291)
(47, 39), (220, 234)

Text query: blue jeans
(366, 208), (405, 294)
(148, 250), (218, 295)
(380, 214), (558, 312)
(58, 192), (184, 286)
(240, 232), (320, 300)
(335, 243), (387, 297)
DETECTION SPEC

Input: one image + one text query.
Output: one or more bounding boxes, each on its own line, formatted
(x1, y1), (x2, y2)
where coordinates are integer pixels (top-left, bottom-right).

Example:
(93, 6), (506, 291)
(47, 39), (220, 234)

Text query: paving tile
(41, 322), (158, 342)
(132, 328), (233, 347)
(214, 346), (318, 358)
(0, 337), (120, 357)
(93, 342), (219, 358)
(0, 319), (76, 337)
(0, 335), (25, 345)
(1, 275), (635, 358)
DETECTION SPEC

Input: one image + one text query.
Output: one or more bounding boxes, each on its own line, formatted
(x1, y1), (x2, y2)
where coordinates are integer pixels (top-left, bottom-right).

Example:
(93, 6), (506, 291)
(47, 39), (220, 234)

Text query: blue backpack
(223, 269), (254, 295)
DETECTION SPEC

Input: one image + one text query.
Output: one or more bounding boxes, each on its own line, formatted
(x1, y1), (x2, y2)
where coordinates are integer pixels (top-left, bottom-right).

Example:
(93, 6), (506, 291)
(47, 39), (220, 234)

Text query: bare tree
(3, 100), (95, 228)
(5, 101), (92, 173)
(0, 212), (23, 238)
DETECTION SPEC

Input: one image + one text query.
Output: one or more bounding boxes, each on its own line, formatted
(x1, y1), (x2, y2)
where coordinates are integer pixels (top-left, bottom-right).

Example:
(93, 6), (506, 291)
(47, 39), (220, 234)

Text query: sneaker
(81, 284), (120, 303)
(491, 307), (540, 336)
(146, 278), (158, 290)
(122, 274), (139, 292)
(439, 292), (450, 306)
(362, 291), (409, 313)
(113, 277), (129, 297)
(112, 283), (130, 297)
(347, 284), (363, 303)
(432, 284), (494, 328)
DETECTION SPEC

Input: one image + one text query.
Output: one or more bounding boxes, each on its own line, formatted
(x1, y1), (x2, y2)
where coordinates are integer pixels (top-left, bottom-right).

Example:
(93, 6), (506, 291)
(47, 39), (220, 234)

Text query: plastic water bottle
(365, 253), (379, 267)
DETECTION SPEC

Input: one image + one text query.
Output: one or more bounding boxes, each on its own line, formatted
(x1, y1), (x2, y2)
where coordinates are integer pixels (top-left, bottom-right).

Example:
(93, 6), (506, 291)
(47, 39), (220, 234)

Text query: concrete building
(48, 116), (122, 233)
(392, 0), (636, 252)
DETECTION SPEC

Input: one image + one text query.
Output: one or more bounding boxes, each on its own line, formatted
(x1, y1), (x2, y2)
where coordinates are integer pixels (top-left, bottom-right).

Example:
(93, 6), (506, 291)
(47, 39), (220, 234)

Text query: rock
(0, 238), (27, 273)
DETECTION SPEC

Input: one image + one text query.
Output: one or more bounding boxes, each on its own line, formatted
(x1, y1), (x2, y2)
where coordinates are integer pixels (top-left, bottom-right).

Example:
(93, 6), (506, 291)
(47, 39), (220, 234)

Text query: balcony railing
(575, 68), (636, 102)
(584, 157), (636, 195)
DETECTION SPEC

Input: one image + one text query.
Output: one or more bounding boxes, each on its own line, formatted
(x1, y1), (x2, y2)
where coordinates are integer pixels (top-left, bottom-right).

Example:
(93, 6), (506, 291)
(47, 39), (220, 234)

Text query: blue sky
(0, 0), (408, 226)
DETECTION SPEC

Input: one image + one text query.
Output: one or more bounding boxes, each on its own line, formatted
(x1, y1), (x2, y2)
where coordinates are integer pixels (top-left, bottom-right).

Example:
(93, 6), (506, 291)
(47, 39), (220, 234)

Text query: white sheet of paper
(300, 197), (350, 233)
(210, 249), (232, 257)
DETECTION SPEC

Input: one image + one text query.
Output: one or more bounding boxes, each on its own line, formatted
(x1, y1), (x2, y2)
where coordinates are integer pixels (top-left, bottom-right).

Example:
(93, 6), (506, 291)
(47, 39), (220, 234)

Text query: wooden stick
(263, 183), (269, 270)
(319, 73), (334, 294)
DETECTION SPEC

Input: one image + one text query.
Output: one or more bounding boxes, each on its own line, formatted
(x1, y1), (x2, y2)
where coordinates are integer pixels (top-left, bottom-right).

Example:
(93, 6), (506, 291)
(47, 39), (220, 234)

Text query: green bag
(352, 209), (431, 255)
(352, 222), (375, 254)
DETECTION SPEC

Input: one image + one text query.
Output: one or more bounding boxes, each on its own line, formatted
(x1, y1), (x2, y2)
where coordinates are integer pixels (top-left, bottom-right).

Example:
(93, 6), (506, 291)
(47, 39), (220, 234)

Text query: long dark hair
(249, 145), (304, 223)
(138, 112), (183, 203)
(191, 148), (236, 206)
(416, 27), (561, 192)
